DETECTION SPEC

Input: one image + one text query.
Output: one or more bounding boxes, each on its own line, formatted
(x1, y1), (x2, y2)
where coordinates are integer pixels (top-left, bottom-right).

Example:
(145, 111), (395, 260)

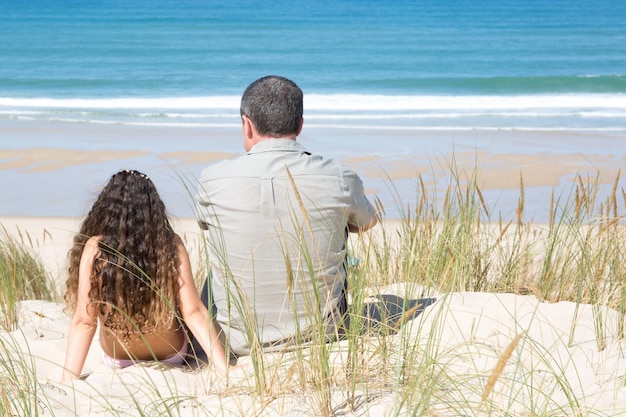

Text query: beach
(2, 0), (626, 413)
(2, 120), (626, 416)
(1, 122), (626, 415)
(3, 213), (626, 415)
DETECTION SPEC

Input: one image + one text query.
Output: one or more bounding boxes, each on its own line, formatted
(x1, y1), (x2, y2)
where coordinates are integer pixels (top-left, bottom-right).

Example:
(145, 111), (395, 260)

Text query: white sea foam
(1, 93), (625, 111)
(1, 93), (624, 131)
(304, 111), (626, 120)
(301, 124), (626, 132)
(0, 96), (240, 109)
(304, 93), (626, 110)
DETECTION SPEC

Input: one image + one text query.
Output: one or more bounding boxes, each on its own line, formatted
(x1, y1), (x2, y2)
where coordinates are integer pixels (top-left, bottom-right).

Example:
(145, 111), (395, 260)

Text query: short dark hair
(240, 75), (303, 137)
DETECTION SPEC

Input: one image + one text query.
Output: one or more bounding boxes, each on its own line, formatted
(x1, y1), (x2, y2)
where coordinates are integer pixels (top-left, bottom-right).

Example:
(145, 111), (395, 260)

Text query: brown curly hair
(65, 170), (180, 336)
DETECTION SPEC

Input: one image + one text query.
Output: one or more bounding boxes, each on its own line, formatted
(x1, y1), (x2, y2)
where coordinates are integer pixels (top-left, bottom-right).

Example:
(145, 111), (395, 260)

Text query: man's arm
(348, 199), (378, 233)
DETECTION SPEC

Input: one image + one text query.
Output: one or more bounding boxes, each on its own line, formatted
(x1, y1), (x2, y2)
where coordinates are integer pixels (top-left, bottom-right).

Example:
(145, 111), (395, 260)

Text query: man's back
(197, 139), (374, 354)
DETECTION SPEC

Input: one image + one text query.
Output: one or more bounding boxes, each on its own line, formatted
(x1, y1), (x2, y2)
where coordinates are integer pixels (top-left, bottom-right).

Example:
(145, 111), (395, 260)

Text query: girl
(61, 170), (227, 381)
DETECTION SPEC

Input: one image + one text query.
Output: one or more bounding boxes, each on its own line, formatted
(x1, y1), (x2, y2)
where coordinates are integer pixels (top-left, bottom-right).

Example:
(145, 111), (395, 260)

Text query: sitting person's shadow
(347, 294), (437, 335)
(190, 282), (436, 364)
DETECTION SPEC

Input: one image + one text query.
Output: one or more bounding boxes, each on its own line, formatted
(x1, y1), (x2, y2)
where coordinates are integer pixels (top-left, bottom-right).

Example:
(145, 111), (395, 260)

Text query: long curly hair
(64, 170), (180, 335)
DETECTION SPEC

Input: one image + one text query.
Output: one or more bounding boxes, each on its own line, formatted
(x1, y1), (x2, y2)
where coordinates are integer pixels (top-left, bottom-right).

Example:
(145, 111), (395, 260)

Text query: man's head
(240, 75), (303, 139)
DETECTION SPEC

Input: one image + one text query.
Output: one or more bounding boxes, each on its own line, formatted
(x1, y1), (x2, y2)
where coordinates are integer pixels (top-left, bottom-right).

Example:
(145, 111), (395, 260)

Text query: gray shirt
(196, 138), (374, 355)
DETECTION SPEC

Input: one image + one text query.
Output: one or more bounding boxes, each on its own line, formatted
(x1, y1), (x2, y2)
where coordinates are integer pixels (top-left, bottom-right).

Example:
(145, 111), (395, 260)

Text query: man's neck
(251, 136), (297, 149)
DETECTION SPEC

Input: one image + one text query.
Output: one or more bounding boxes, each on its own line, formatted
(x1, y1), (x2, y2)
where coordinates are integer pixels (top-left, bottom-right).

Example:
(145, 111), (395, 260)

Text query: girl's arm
(175, 237), (228, 376)
(61, 237), (100, 382)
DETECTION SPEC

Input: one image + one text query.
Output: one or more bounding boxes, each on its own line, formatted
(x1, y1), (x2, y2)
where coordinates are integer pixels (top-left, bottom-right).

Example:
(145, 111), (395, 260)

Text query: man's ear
(297, 118), (304, 135)
(242, 115), (258, 151)
(242, 115), (254, 140)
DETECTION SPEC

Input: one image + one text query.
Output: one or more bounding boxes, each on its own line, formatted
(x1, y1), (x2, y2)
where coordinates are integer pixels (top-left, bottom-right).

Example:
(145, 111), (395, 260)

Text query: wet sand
(2, 119), (625, 221)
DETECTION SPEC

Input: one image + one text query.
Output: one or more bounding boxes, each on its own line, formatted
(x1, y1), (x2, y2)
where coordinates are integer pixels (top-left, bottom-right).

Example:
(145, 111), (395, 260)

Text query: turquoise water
(1, 0), (625, 131)
(1, 0), (625, 218)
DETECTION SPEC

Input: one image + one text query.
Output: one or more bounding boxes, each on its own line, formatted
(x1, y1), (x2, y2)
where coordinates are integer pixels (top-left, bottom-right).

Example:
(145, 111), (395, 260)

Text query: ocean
(1, 0), (625, 219)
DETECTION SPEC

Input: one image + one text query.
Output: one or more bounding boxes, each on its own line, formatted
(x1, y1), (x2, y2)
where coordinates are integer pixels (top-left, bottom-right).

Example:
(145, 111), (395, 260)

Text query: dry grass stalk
(549, 189), (555, 230)
(611, 170), (620, 219)
(374, 195), (386, 219)
(394, 302), (424, 330)
(442, 187), (450, 214)
(475, 182), (489, 218)
(418, 173), (426, 214)
(575, 186), (581, 219)
(1, 383), (9, 414)
(494, 220), (513, 247)
(285, 166), (313, 239)
(516, 173), (524, 224)
(480, 333), (523, 404)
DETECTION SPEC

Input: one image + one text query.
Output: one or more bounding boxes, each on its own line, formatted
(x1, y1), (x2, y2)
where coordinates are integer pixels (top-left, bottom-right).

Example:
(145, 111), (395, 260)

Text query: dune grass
(0, 226), (58, 330)
(0, 226), (59, 416)
(0, 165), (625, 416)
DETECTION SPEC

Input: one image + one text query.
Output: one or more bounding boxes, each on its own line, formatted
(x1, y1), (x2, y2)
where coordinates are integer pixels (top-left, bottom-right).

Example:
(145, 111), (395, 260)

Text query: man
(196, 75), (377, 356)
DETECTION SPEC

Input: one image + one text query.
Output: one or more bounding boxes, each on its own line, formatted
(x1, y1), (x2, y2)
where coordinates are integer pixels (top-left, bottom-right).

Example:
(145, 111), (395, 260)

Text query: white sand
(2, 216), (626, 416)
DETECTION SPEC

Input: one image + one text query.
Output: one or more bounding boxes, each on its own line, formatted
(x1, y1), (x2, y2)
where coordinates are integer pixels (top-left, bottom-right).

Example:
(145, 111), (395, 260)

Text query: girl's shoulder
(82, 235), (103, 258)
(173, 233), (186, 250)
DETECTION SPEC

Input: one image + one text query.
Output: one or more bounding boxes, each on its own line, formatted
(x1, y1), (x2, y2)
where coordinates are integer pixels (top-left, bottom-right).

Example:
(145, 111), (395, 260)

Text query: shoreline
(2, 119), (625, 221)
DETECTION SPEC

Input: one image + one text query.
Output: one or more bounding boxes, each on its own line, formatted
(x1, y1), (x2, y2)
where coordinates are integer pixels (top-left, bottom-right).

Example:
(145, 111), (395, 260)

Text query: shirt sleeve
(195, 166), (218, 230)
(342, 167), (375, 228)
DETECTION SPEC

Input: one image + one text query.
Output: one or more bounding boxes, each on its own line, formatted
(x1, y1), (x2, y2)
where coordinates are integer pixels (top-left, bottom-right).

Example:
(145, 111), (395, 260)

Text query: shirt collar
(248, 138), (309, 155)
